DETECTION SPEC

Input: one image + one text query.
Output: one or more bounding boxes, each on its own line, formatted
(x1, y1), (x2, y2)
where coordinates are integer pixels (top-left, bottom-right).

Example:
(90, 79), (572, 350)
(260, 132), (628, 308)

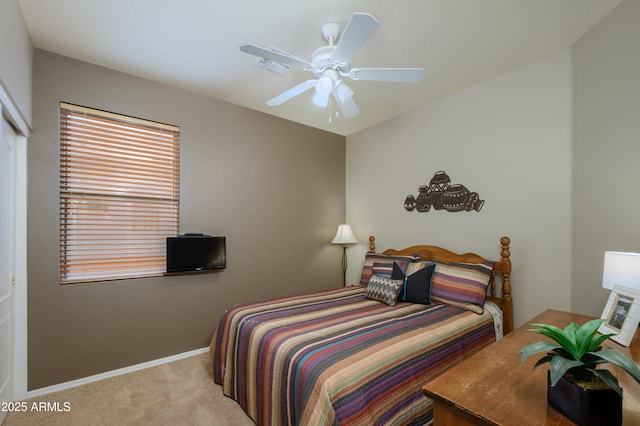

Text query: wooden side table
(422, 309), (640, 425)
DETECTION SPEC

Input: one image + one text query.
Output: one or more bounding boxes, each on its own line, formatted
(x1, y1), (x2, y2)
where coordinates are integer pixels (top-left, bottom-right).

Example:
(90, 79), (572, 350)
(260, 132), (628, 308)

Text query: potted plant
(518, 318), (640, 426)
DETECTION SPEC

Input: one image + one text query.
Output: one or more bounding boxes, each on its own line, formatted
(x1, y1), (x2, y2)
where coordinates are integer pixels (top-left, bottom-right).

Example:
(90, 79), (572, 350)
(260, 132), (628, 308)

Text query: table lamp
(331, 224), (358, 286)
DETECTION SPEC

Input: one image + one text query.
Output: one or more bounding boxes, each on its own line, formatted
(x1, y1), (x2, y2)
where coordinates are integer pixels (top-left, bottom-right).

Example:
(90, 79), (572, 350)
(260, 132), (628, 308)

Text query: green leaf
(580, 353), (607, 370)
(549, 356), (584, 386)
(552, 347), (574, 360)
(591, 349), (640, 385)
(533, 354), (554, 369)
(587, 332), (616, 353)
(529, 323), (580, 360)
(589, 369), (623, 397)
(564, 322), (579, 346)
(518, 341), (559, 363)
(574, 319), (605, 358)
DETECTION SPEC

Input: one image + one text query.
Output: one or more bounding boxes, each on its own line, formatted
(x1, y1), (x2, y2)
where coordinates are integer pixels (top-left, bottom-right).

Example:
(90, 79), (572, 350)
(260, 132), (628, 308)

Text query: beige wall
(572, 0), (640, 316)
(28, 49), (346, 389)
(0, 0), (33, 129)
(346, 50), (573, 329)
(346, 0), (639, 328)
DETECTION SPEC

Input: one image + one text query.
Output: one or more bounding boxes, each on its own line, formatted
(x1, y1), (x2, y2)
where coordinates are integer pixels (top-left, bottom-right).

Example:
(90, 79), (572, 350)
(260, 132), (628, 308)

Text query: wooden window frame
(59, 102), (179, 284)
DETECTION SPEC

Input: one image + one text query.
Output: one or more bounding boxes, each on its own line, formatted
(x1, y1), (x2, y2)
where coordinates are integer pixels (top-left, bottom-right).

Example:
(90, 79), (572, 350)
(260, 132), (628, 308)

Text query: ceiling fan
(239, 12), (425, 118)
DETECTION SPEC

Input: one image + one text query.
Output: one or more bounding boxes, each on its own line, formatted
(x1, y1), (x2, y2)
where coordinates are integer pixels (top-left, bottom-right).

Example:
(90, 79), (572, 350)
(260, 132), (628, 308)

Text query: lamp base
(341, 246), (347, 286)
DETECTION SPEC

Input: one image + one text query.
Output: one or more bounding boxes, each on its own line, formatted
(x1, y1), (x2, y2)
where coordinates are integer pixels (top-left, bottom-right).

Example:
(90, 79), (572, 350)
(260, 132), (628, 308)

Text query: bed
(211, 235), (512, 425)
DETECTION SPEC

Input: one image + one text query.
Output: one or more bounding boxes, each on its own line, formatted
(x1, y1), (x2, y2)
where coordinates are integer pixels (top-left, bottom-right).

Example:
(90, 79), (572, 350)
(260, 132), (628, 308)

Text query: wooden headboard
(368, 236), (513, 334)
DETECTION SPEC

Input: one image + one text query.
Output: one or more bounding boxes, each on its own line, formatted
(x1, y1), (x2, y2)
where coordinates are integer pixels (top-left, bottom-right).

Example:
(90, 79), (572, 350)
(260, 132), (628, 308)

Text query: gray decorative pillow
(365, 275), (404, 306)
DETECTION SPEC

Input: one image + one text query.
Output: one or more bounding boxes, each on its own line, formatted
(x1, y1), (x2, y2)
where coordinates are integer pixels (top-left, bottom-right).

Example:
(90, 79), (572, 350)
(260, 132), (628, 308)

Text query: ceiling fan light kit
(334, 81), (354, 103)
(312, 74), (333, 107)
(240, 12), (425, 119)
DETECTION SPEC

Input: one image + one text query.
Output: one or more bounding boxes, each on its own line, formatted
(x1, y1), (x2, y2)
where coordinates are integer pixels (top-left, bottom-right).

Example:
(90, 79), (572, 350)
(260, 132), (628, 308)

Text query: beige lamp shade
(331, 224), (358, 246)
(602, 251), (640, 290)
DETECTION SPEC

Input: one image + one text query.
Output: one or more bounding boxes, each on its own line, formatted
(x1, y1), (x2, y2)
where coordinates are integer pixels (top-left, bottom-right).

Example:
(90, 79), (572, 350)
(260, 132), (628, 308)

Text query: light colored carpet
(1, 352), (254, 426)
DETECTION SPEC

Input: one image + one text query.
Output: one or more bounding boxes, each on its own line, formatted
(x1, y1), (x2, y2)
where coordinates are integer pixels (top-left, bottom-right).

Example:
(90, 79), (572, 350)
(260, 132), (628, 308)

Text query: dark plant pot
(547, 373), (622, 426)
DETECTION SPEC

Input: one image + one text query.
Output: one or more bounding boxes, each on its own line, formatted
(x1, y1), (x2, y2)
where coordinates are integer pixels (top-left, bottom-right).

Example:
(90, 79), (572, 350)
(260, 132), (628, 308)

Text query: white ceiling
(19, 0), (621, 136)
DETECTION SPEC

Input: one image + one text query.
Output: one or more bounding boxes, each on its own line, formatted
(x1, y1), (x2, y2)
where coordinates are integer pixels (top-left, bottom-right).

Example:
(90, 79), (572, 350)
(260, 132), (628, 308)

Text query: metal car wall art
(404, 171), (484, 213)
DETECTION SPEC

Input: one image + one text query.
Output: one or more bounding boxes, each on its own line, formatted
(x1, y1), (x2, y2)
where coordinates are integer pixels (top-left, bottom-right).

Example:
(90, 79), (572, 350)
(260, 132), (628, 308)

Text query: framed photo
(599, 284), (640, 346)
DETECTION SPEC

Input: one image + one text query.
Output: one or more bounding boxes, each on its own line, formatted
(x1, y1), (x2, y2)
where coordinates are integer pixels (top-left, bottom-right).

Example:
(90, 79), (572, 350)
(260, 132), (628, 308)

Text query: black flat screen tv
(166, 235), (226, 273)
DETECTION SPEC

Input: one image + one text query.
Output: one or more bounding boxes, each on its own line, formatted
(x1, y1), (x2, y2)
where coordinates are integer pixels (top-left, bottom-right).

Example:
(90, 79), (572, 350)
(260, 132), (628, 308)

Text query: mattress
(212, 286), (498, 425)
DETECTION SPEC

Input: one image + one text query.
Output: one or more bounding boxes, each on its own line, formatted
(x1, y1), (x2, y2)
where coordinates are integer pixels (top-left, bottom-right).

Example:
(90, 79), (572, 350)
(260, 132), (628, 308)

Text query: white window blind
(59, 102), (179, 284)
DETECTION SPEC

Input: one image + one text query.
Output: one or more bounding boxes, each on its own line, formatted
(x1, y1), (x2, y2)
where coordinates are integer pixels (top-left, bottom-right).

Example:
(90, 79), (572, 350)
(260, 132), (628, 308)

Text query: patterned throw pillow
(365, 275), (404, 306)
(430, 261), (494, 314)
(391, 261), (435, 305)
(359, 253), (420, 285)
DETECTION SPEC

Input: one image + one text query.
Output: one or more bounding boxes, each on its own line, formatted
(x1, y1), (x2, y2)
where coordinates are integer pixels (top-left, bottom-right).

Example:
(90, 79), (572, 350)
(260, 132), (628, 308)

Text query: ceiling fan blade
(331, 13), (379, 66)
(266, 79), (317, 106)
(348, 67), (425, 82)
(240, 44), (313, 70)
(332, 90), (359, 118)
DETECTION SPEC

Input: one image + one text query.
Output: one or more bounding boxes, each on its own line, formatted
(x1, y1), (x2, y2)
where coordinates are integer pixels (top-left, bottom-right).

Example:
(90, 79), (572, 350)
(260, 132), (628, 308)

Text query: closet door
(0, 114), (17, 418)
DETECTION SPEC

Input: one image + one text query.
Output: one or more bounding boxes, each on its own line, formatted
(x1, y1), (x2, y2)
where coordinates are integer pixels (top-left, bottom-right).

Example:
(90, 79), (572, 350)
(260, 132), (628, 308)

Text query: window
(59, 102), (179, 284)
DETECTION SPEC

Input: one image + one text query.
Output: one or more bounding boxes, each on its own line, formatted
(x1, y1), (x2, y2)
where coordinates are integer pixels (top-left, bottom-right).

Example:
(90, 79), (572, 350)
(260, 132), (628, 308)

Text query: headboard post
(369, 235), (376, 252)
(499, 236), (513, 334)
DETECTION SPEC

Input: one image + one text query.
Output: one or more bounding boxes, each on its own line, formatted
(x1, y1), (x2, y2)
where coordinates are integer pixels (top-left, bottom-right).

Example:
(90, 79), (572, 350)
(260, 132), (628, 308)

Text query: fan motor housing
(311, 45), (336, 70)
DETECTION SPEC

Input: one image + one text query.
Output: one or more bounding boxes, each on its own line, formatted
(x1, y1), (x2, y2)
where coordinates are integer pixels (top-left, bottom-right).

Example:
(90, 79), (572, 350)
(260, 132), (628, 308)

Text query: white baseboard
(27, 347), (210, 398)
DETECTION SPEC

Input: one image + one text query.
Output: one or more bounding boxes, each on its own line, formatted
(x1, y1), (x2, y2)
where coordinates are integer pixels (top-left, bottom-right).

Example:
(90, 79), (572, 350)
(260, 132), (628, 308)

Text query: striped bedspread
(212, 286), (497, 425)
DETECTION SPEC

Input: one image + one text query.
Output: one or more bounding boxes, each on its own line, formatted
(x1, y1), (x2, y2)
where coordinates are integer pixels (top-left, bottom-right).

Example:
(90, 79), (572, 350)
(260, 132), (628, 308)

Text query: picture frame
(598, 284), (640, 346)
